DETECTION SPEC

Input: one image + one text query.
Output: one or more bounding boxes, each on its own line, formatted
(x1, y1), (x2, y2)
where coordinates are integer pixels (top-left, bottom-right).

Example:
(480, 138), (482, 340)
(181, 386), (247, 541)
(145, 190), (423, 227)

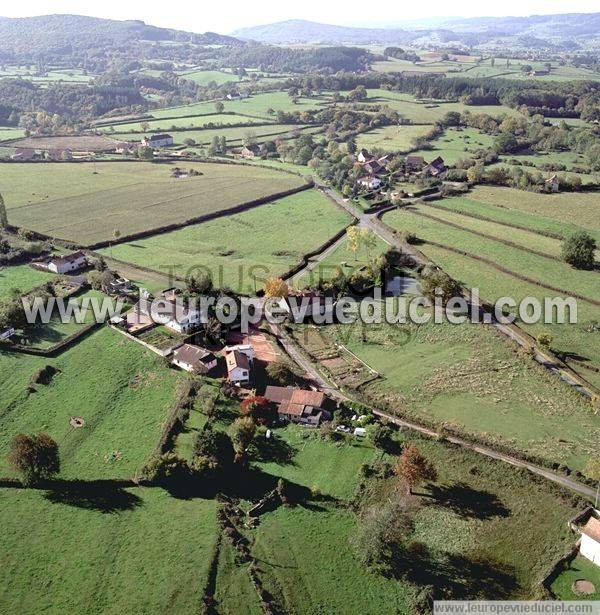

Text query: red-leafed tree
(394, 443), (437, 494)
(240, 396), (277, 425)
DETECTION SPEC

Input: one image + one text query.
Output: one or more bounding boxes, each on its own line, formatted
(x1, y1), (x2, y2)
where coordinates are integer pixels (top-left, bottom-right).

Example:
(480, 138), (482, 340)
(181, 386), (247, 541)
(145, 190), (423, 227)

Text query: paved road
(269, 322), (597, 500)
(316, 185), (596, 399)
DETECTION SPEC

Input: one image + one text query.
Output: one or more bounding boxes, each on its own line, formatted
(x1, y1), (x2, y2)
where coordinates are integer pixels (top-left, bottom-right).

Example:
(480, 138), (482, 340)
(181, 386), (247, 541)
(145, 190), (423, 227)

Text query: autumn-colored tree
(240, 396), (276, 424)
(8, 433), (60, 485)
(263, 277), (289, 298)
(266, 359), (297, 385)
(394, 443), (437, 494)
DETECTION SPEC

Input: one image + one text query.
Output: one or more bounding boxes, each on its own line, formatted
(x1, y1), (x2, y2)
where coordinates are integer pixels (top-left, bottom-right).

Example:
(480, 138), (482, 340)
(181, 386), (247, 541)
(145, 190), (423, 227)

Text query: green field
(364, 90), (523, 124)
(0, 127), (26, 142)
(256, 424), (377, 499)
(0, 327), (182, 479)
(409, 127), (496, 165)
(356, 124), (434, 153)
(465, 186), (600, 236)
(102, 190), (352, 294)
(432, 194), (600, 243)
(249, 420), (582, 611)
(111, 124), (320, 147)
(2, 161), (305, 245)
(177, 69), (241, 85)
(0, 264), (57, 300)
(385, 205), (598, 302)
(551, 554), (600, 600)
(150, 92), (328, 121)
(0, 487), (217, 614)
(103, 113), (268, 133)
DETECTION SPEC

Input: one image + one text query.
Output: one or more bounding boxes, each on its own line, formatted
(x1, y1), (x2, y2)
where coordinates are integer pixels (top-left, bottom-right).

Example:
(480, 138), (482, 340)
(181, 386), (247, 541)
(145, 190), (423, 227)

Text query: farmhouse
(141, 134), (174, 148)
(357, 175), (382, 190)
(264, 386), (332, 426)
(139, 296), (204, 333)
(240, 144), (260, 158)
(405, 155), (426, 171)
(357, 148), (371, 163)
(569, 507), (600, 567)
(226, 93), (249, 100)
(47, 251), (87, 274)
(423, 156), (447, 177)
(362, 160), (384, 175)
(226, 349), (251, 385)
(172, 344), (217, 374)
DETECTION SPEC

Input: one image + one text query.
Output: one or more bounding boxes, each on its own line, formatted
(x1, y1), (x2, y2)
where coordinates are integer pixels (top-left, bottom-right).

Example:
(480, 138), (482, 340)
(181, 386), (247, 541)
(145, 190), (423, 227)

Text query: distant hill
(233, 14), (600, 47)
(0, 14), (239, 55)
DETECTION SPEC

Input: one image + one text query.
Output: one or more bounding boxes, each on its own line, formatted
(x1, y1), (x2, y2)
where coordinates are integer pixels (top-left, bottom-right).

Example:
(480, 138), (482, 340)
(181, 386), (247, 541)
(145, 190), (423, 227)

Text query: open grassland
(103, 113), (268, 133)
(0, 264), (57, 299)
(253, 505), (414, 614)
(112, 124), (320, 147)
(251, 421), (582, 611)
(373, 57), (600, 82)
(6, 135), (120, 151)
(149, 92), (328, 121)
(551, 554), (600, 600)
(323, 319), (599, 471)
(466, 186), (600, 236)
(420, 243), (600, 390)
(176, 69), (241, 85)
(0, 127), (26, 142)
(385, 205), (599, 302)
(434, 194), (600, 243)
(0, 487), (217, 614)
(418, 202), (565, 257)
(103, 190), (352, 294)
(0, 327), (182, 479)
(2, 161), (304, 245)
(256, 424), (377, 500)
(356, 124), (434, 153)
(410, 127), (496, 165)
(365, 90), (523, 124)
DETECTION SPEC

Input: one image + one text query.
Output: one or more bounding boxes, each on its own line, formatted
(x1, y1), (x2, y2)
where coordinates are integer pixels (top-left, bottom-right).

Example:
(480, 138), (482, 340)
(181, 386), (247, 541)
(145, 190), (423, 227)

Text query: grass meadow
(0, 327), (182, 479)
(0, 264), (57, 300)
(0, 487), (217, 614)
(322, 318), (599, 470)
(410, 127), (496, 165)
(356, 124), (434, 153)
(103, 190), (352, 294)
(2, 161), (304, 245)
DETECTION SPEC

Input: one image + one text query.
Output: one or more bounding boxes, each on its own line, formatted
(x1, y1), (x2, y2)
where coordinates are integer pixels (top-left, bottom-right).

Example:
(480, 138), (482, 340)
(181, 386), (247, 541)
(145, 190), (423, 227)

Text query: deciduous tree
(8, 433), (60, 485)
(394, 443), (437, 494)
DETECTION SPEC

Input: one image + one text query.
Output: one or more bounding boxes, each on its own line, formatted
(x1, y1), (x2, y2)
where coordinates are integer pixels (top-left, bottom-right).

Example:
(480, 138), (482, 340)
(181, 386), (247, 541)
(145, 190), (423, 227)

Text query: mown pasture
(102, 113), (268, 133)
(0, 327), (182, 479)
(355, 124), (434, 153)
(102, 190), (352, 294)
(0, 487), (217, 614)
(2, 161), (305, 245)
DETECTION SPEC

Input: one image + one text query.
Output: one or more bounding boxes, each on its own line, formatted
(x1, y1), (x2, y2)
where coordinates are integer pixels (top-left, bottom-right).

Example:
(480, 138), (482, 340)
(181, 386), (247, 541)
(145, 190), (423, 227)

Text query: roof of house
(581, 515), (600, 543)
(146, 133), (172, 141)
(226, 349), (250, 372)
(50, 251), (86, 267)
(363, 160), (383, 174)
(358, 174), (380, 183)
(406, 155), (426, 166)
(242, 144), (260, 153)
(429, 156), (445, 168)
(173, 344), (214, 367)
(264, 386), (326, 415)
(546, 174), (559, 182)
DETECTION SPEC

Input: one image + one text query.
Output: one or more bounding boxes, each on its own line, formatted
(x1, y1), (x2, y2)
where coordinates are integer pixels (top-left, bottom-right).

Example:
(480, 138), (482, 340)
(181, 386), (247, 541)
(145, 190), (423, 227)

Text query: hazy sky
(1, 1), (597, 33)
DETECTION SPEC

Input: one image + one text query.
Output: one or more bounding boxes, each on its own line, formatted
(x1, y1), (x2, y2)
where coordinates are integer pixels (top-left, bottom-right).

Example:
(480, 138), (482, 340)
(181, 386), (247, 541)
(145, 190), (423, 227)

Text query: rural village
(0, 8), (599, 615)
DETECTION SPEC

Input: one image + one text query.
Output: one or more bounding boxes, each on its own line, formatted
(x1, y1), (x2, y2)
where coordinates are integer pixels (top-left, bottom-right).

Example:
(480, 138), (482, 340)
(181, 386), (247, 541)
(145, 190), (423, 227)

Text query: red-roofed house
(569, 507), (600, 566)
(264, 386), (332, 426)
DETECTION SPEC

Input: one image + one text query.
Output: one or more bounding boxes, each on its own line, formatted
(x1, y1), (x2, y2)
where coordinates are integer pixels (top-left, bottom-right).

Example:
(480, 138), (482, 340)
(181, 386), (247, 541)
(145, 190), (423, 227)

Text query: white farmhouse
(570, 507), (600, 566)
(47, 251), (87, 274)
